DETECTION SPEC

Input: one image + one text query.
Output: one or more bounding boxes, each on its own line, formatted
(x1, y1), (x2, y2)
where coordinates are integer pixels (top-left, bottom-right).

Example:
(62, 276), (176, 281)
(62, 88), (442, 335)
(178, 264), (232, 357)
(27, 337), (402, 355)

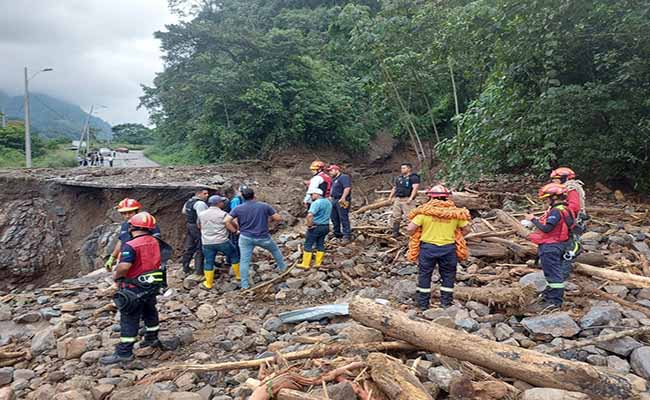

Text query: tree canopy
(143, 0), (650, 190)
(111, 123), (155, 145)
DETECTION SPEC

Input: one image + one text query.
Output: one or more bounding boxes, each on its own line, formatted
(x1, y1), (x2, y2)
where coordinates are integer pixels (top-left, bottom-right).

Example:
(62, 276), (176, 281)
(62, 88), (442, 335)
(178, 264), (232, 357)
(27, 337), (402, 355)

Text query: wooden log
(485, 237), (537, 257)
(465, 229), (514, 241)
(469, 242), (510, 258)
(451, 192), (489, 210)
(432, 284), (536, 308)
(575, 263), (650, 288)
(367, 353), (433, 400)
(353, 199), (393, 214)
(575, 252), (607, 266)
(277, 389), (326, 400)
(495, 210), (531, 239)
(349, 297), (639, 400)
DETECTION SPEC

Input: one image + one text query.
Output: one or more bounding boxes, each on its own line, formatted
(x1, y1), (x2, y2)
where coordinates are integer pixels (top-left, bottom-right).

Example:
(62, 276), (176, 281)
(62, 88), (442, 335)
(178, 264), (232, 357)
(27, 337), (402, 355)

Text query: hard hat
(538, 183), (568, 199)
(117, 198), (142, 213)
(128, 212), (157, 230)
(327, 164), (341, 171)
(550, 167), (576, 180)
(427, 184), (451, 198)
(310, 160), (325, 171)
(307, 188), (323, 196)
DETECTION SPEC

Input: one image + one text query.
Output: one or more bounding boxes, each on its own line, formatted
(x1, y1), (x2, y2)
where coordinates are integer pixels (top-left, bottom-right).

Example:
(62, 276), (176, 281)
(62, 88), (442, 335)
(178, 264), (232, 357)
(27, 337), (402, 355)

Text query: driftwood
(484, 237), (537, 257)
(373, 190), (489, 210)
(367, 353), (433, 400)
(140, 341), (416, 381)
(465, 229), (514, 241)
(495, 210), (530, 239)
(432, 284), (536, 307)
(349, 297), (639, 400)
(469, 242), (510, 258)
(575, 263), (650, 288)
(575, 252), (608, 266)
(277, 389), (325, 400)
(547, 326), (650, 354)
(353, 199), (393, 215)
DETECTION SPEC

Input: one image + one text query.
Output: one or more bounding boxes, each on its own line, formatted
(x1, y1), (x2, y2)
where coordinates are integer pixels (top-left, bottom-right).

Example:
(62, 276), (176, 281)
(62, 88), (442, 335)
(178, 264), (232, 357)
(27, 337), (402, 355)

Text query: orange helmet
(116, 198), (142, 213)
(128, 212), (156, 230)
(310, 160), (325, 171)
(538, 183), (567, 199)
(550, 167), (576, 180)
(427, 184), (452, 198)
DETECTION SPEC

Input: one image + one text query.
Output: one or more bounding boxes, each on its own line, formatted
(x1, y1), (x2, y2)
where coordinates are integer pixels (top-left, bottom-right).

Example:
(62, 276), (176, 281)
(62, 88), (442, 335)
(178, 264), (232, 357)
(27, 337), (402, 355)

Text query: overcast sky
(0, 0), (178, 126)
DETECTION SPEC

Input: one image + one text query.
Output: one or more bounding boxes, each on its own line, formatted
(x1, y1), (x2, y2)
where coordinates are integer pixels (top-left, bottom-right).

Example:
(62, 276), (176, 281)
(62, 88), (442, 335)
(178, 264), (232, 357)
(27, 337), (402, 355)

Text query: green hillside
(0, 90), (112, 140)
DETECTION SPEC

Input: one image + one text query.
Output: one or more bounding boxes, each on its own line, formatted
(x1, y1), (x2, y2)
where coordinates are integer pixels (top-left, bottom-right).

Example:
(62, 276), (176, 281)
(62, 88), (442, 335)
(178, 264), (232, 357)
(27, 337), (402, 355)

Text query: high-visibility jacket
(124, 235), (161, 279)
(529, 205), (574, 245)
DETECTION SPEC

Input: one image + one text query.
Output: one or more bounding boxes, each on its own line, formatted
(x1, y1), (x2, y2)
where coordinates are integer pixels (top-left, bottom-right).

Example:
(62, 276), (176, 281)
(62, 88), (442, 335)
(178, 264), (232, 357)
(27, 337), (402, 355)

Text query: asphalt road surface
(113, 151), (158, 168)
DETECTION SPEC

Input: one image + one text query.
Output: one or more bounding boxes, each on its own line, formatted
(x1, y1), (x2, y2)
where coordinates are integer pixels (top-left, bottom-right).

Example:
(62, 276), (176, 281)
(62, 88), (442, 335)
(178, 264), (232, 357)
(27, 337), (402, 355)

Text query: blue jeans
(238, 234), (287, 289)
(305, 225), (329, 252)
(203, 242), (240, 272)
(330, 200), (351, 238)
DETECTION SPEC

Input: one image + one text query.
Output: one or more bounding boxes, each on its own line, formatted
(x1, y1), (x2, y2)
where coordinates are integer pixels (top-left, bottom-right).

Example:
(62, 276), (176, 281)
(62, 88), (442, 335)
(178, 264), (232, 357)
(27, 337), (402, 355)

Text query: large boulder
(521, 388), (589, 400)
(522, 313), (581, 338)
(630, 346), (650, 379)
(31, 327), (57, 354)
(579, 305), (621, 329)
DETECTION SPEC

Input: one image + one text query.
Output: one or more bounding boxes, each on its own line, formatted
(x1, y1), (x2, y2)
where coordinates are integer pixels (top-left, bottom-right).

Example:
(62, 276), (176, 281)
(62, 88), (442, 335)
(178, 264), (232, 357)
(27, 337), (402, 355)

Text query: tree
(111, 123), (155, 145)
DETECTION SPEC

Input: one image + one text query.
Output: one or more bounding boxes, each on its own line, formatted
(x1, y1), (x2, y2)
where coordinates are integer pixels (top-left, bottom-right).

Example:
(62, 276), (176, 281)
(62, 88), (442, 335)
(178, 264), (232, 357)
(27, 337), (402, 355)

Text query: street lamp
(77, 104), (108, 158)
(24, 66), (53, 168)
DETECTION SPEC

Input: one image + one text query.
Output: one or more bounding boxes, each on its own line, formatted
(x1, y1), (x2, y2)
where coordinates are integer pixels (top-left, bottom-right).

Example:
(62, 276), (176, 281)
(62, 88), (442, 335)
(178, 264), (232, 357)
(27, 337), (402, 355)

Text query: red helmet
(427, 184), (452, 198)
(310, 160), (325, 171)
(128, 212), (157, 230)
(327, 164), (341, 172)
(550, 167), (576, 180)
(116, 198), (142, 213)
(538, 183), (567, 199)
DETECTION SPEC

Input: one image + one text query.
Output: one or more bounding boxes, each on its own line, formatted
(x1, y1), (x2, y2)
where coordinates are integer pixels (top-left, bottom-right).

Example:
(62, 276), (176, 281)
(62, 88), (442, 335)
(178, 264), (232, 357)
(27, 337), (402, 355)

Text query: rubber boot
(139, 330), (160, 348)
(416, 292), (430, 310)
(440, 291), (454, 308)
(232, 263), (241, 281)
(297, 252), (313, 270)
(100, 342), (134, 365)
(314, 251), (325, 267)
(392, 222), (401, 238)
(201, 270), (215, 289)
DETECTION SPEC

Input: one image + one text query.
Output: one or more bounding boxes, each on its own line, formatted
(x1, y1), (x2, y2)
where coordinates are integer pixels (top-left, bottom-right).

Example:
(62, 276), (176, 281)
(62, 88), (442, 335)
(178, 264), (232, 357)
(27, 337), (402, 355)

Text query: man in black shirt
(181, 189), (209, 276)
(388, 163), (421, 237)
(327, 164), (352, 242)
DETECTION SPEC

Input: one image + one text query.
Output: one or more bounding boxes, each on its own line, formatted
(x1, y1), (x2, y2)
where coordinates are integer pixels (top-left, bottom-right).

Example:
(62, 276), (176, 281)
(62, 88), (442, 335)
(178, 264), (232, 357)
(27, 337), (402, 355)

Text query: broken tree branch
(368, 353), (433, 400)
(575, 263), (650, 288)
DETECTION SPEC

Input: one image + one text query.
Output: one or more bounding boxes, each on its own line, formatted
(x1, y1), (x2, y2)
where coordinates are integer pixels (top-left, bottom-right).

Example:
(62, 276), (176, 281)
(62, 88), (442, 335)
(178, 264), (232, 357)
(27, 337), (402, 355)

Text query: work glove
(104, 255), (115, 272)
(338, 199), (350, 209)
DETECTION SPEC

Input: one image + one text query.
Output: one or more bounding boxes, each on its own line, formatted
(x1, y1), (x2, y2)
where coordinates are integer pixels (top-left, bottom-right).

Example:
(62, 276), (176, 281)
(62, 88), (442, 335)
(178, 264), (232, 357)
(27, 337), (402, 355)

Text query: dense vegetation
(143, 0), (650, 190)
(0, 124), (76, 168)
(111, 123), (155, 145)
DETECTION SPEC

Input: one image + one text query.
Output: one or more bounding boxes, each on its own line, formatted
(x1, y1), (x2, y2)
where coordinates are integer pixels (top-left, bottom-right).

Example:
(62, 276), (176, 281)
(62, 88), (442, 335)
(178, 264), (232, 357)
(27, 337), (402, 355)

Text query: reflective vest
(125, 235), (161, 279)
(529, 205), (575, 245)
(317, 172), (332, 197)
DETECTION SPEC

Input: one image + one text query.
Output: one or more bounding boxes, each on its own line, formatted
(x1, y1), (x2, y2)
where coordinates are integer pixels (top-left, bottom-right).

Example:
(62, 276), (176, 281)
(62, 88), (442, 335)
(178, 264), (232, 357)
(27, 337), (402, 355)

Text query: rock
(81, 350), (106, 364)
(59, 302), (83, 312)
(519, 272), (547, 292)
(302, 287), (324, 297)
(90, 384), (114, 400)
(57, 337), (89, 359)
(466, 301), (490, 317)
(339, 323), (383, 344)
(314, 381), (357, 400)
(630, 346), (650, 379)
(638, 288), (650, 300)
(521, 312), (581, 338)
(31, 327), (57, 354)
(579, 305), (622, 328)
(109, 384), (169, 400)
(604, 285), (629, 298)
(427, 366), (460, 392)
(30, 384), (56, 400)
(177, 327), (194, 345)
(432, 316), (456, 329)
(53, 390), (91, 400)
(13, 311), (42, 324)
(175, 372), (197, 390)
(521, 388), (589, 400)
(12, 369), (34, 381)
(0, 367), (13, 385)
(394, 280), (417, 302)
(396, 265), (418, 276)
(226, 325), (246, 340)
(595, 330), (643, 356)
(606, 355), (630, 373)
(262, 317), (284, 333)
(196, 304), (217, 322)
(285, 278), (304, 290)
(586, 354), (607, 366)
(169, 393), (202, 400)
(455, 318), (479, 332)
(0, 387), (15, 400)
(183, 274), (204, 290)
(494, 323), (514, 341)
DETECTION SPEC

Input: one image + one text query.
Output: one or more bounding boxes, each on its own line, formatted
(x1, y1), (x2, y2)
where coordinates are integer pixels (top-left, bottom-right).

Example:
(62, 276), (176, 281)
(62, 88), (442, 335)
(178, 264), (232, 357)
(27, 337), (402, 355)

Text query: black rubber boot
(139, 331), (161, 348)
(99, 353), (134, 365)
(440, 292), (454, 308)
(392, 222), (401, 238)
(416, 292), (430, 310)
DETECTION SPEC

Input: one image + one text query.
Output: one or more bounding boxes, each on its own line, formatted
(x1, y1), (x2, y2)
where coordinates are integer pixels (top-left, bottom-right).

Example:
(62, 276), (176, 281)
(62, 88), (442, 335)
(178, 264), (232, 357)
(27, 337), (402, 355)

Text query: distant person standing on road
(107, 155), (114, 167)
(388, 163), (421, 237)
(99, 155), (104, 166)
(224, 188), (286, 289)
(181, 189), (209, 276)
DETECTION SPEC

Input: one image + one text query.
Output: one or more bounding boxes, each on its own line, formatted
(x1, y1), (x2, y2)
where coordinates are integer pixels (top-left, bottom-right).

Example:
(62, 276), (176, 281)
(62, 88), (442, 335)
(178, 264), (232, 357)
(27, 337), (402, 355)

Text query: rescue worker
(525, 183), (576, 311)
(198, 195), (240, 288)
(304, 160), (332, 207)
(100, 212), (164, 365)
(298, 188), (332, 269)
(105, 198), (160, 271)
(328, 164), (352, 242)
(225, 188), (286, 289)
(388, 163), (421, 237)
(181, 188), (209, 276)
(406, 185), (471, 309)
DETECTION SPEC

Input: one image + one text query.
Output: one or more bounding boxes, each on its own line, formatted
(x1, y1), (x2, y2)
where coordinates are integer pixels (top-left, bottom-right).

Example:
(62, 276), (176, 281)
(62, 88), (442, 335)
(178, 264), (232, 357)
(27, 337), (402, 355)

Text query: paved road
(113, 150), (159, 168)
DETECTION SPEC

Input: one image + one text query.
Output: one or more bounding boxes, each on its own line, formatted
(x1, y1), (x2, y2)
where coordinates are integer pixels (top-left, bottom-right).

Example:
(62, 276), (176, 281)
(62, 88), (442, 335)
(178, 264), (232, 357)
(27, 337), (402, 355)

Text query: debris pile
(1, 177), (650, 399)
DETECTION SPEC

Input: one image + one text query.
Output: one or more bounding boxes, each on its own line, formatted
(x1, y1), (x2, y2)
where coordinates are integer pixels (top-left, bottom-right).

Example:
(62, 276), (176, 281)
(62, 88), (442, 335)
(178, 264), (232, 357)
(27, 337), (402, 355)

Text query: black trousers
(416, 243), (457, 308)
(116, 289), (159, 356)
(182, 223), (204, 274)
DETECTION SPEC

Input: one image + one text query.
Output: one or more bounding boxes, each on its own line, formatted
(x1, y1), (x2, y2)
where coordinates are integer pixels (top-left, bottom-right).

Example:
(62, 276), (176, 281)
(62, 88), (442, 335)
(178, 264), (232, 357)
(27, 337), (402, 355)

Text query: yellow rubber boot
(297, 252), (313, 270)
(314, 251), (325, 267)
(202, 270), (215, 289)
(231, 263), (241, 281)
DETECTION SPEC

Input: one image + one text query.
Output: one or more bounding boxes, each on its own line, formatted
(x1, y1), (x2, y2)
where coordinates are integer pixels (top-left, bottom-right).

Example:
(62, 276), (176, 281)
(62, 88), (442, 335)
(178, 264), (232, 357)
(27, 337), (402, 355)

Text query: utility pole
(24, 67), (32, 167)
(76, 104), (94, 158)
(0, 106), (6, 128)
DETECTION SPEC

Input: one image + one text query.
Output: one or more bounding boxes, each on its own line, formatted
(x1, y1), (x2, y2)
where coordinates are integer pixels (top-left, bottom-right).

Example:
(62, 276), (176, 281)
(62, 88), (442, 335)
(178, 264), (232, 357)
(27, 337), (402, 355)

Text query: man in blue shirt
(328, 165), (352, 243)
(224, 188), (286, 289)
(298, 188), (333, 269)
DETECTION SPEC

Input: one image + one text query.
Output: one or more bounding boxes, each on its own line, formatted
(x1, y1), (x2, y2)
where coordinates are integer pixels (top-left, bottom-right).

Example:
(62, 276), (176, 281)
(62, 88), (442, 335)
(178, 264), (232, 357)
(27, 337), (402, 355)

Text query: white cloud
(0, 0), (178, 125)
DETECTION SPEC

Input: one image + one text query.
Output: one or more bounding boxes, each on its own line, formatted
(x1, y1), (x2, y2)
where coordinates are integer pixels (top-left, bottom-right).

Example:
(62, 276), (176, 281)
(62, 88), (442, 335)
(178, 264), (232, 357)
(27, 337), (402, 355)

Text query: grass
(0, 144), (77, 169)
(144, 143), (205, 166)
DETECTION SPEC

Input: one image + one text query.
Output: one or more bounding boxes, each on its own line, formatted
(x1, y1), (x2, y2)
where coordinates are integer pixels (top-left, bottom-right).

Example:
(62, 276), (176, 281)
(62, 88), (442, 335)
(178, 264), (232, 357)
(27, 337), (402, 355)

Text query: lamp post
(24, 67), (53, 168)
